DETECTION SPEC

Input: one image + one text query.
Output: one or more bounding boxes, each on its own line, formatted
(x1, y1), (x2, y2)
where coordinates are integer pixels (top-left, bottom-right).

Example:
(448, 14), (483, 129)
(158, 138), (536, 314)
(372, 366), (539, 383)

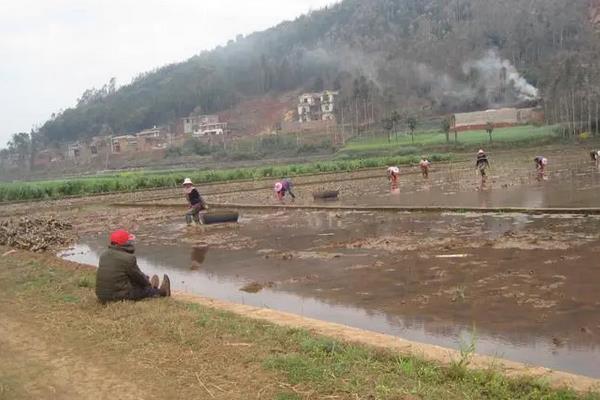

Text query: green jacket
(95, 244), (150, 302)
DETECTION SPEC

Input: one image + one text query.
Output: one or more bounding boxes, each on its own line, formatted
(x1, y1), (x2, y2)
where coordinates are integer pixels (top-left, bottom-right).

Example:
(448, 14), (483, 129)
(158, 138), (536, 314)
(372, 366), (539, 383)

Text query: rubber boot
(159, 274), (171, 297)
(150, 275), (160, 289)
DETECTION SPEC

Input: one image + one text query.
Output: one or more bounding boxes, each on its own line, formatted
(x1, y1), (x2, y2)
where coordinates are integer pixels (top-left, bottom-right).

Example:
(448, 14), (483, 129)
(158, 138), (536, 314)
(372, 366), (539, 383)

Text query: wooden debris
(0, 216), (74, 252)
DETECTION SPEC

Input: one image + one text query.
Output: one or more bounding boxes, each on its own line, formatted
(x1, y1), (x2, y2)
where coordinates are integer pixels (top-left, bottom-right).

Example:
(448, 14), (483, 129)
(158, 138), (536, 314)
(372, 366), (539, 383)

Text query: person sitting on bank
(96, 229), (170, 304)
(183, 177), (207, 225)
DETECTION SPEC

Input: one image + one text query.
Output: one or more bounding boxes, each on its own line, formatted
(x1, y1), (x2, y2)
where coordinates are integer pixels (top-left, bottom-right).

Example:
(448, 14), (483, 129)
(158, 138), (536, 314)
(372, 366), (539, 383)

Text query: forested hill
(38, 0), (599, 145)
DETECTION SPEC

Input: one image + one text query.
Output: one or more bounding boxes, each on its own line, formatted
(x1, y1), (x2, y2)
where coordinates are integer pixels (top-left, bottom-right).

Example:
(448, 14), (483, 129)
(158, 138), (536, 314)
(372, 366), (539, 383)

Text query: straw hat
(478, 149), (485, 155)
(274, 182), (283, 192)
(183, 178), (193, 185)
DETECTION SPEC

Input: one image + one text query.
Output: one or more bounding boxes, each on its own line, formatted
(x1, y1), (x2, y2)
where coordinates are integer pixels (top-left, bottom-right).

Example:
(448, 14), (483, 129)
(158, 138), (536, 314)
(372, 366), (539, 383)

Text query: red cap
(110, 230), (136, 245)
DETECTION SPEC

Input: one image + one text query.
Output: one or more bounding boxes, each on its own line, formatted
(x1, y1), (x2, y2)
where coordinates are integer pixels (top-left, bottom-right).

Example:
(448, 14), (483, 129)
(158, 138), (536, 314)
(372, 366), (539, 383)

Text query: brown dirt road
(0, 318), (142, 400)
(0, 251), (293, 400)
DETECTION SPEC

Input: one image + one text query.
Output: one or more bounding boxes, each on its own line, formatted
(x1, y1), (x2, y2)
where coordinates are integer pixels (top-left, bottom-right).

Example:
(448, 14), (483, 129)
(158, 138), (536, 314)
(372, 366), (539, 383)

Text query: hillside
(35, 0), (599, 146)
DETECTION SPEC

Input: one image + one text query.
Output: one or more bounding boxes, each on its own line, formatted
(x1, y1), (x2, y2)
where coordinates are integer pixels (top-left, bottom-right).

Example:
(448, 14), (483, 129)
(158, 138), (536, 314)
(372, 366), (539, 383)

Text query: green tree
(406, 116), (417, 144)
(390, 111), (401, 141)
(486, 121), (494, 143)
(0, 148), (9, 170)
(382, 117), (394, 142)
(441, 117), (451, 143)
(7, 132), (32, 167)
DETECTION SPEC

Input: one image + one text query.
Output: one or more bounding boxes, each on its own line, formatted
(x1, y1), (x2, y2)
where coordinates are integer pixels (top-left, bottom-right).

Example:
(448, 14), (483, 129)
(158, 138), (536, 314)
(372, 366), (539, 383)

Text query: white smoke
(379, 49), (540, 111)
(463, 49), (539, 101)
(300, 46), (538, 111)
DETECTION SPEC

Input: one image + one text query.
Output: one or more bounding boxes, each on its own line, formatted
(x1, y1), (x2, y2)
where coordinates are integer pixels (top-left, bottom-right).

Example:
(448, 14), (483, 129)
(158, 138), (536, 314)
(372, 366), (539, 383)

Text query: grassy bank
(0, 250), (598, 400)
(339, 125), (559, 158)
(0, 154), (450, 202)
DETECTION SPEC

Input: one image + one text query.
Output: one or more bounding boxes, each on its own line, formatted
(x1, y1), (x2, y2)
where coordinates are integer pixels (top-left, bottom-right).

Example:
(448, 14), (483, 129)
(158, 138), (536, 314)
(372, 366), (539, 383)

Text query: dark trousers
(186, 203), (205, 225)
(99, 286), (162, 304)
(126, 286), (162, 301)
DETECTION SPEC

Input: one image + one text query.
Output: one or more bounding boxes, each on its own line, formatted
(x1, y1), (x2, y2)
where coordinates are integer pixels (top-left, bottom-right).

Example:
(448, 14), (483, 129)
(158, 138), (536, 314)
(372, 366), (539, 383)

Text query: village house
(64, 136), (111, 163)
(67, 142), (82, 159)
(297, 90), (338, 122)
(111, 135), (138, 154)
(89, 136), (111, 157)
(182, 114), (228, 138)
(451, 107), (544, 132)
(136, 127), (167, 151)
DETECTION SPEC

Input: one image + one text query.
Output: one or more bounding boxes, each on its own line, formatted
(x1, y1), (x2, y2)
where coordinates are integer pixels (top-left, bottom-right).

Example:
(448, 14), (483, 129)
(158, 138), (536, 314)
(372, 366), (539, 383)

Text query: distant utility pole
(105, 137), (111, 169)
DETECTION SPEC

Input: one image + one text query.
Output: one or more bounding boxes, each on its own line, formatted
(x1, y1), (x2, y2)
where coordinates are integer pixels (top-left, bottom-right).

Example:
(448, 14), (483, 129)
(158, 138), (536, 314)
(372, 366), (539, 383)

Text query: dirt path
(0, 252), (292, 400)
(0, 317), (143, 400)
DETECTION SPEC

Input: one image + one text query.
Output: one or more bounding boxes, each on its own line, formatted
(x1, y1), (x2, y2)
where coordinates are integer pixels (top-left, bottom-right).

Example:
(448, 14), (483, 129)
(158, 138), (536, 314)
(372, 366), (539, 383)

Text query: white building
(192, 122), (227, 137)
(297, 90), (338, 122)
(182, 115), (221, 135)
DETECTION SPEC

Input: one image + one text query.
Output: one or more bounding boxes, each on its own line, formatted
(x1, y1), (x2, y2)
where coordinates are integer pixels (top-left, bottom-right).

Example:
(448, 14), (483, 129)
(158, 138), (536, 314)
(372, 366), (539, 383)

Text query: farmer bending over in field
(534, 156), (548, 180)
(183, 178), (207, 225)
(419, 157), (431, 179)
(476, 149), (490, 188)
(387, 166), (400, 185)
(274, 178), (295, 203)
(96, 229), (170, 304)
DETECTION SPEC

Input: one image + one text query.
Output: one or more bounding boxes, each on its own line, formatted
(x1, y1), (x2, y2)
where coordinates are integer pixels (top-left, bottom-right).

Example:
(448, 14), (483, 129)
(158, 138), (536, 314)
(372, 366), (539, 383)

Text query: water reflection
(191, 246), (209, 270)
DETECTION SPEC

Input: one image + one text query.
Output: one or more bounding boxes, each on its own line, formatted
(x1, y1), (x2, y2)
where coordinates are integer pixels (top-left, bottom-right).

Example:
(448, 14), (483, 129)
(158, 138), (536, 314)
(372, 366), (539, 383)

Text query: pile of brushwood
(0, 216), (73, 252)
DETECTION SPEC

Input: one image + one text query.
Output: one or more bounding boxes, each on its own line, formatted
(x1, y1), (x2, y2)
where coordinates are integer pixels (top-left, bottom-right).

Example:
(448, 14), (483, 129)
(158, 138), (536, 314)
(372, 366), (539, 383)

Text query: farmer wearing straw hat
(476, 149), (490, 188)
(386, 166), (400, 184)
(534, 156), (548, 180)
(183, 177), (207, 225)
(96, 229), (171, 304)
(274, 178), (295, 203)
(419, 157), (431, 179)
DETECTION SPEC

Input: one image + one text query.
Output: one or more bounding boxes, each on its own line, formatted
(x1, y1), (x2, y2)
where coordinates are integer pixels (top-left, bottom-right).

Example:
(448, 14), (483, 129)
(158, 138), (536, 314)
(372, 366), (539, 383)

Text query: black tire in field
(201, 211), (239, 225)
(313, 190), (339, 200)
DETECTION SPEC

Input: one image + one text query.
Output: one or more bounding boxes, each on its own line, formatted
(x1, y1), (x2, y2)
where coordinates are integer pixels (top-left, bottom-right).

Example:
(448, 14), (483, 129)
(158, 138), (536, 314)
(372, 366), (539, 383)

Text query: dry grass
(1, 249), (598, 400)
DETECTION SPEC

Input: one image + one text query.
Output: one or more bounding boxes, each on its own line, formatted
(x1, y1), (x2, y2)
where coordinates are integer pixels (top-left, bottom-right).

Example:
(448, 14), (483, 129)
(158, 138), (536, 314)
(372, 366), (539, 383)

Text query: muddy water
(61, 209), (600, 378)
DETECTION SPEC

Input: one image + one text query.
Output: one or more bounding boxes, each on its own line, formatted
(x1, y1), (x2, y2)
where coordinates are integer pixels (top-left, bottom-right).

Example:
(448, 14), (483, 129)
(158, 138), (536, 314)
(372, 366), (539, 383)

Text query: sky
(0, 0), (338, 148)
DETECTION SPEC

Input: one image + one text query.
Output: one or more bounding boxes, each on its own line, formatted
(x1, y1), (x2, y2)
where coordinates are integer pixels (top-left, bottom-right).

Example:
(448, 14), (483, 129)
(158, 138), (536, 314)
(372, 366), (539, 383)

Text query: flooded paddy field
(60, 208), (600, 378)
(202, 151), (600, 209)
(4, 145), (600, 379)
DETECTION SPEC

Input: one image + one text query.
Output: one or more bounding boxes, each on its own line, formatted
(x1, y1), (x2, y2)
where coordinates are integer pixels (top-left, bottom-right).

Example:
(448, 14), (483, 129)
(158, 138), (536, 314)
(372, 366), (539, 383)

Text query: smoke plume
(462, 49), (539, 102)
(406, 49), (540, 111)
